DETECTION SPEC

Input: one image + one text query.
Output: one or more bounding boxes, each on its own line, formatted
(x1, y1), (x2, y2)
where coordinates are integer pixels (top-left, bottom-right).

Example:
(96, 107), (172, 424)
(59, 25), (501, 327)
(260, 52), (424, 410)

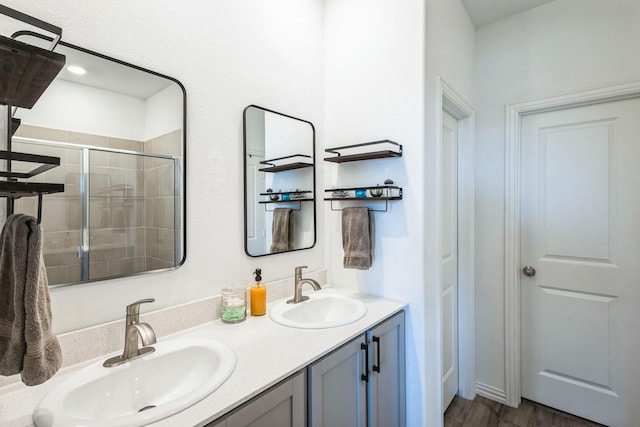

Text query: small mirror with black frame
(243, 105), (316, 257)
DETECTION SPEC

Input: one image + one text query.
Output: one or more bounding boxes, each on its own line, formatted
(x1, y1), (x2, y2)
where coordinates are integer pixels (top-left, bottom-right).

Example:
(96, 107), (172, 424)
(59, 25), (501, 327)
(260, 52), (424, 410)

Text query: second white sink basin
(270, 289), (367, 329)
(33, 337), (236, 427)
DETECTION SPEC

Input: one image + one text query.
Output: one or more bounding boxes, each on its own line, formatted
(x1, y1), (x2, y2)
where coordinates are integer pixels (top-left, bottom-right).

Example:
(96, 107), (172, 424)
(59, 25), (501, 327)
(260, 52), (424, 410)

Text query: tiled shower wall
(11, 125), (179, 285)
(144, 130), (180, 270)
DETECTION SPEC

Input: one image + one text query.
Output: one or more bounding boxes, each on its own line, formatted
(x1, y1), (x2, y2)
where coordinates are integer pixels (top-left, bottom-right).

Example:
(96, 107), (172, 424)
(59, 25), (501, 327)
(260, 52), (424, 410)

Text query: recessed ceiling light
(67, 65), (87, 75)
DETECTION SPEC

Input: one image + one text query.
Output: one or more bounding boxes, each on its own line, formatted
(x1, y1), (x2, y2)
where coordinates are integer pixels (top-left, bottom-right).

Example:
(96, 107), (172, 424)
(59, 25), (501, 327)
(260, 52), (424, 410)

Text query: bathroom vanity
(158, 294), (406, 427)
(209, 311), (405, 427)
(0, 290), (406, 427)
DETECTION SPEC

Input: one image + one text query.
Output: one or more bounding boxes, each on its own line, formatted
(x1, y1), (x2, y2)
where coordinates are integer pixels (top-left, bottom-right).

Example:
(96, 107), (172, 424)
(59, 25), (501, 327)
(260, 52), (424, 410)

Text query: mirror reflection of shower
(10, 135), (180, 286)
(8, 32), (186, 287)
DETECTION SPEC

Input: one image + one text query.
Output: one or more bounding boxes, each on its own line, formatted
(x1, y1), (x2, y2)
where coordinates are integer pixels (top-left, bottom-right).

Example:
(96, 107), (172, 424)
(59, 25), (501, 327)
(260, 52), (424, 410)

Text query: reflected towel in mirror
(0, 214), (62, 385)
(342, 207), (374, 270)
(270, 208), (293, 253)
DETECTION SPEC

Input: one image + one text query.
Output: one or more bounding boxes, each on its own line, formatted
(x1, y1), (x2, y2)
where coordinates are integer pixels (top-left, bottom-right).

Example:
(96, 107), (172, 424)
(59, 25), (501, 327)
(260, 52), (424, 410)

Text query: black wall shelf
(324, 140), (402, 163)
(1, 5), (66, 223)
(324, 185), (402, 212)
(324, 185), (402, 201)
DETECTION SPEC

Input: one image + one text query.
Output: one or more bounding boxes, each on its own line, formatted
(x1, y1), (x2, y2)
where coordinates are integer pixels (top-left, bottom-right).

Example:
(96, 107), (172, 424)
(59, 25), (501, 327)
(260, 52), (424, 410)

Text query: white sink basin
(33, 338), (236, 427)
(270, 289), (367, 329)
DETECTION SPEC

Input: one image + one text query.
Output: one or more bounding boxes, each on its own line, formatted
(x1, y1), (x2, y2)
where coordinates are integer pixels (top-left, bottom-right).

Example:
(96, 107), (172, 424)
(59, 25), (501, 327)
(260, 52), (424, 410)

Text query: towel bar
(263, 201), (302, 212)
(327, 199), (391, 213)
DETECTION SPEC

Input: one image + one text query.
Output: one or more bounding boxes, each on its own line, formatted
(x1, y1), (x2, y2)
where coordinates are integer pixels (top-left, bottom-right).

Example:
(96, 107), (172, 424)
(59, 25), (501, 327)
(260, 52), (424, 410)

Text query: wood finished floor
(444, 395), (606, 427)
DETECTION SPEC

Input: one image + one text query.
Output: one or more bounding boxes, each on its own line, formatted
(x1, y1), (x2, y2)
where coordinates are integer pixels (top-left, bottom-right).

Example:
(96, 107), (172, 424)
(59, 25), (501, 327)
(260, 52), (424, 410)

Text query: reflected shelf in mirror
(258, 154), (313, 173)
(243, 105), (316, 257)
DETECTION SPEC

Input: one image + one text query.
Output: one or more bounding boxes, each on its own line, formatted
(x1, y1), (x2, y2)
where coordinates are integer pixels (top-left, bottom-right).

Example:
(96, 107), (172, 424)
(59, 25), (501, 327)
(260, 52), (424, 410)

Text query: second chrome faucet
(287, 266), (321, 304)
(104, 298), (157, 367)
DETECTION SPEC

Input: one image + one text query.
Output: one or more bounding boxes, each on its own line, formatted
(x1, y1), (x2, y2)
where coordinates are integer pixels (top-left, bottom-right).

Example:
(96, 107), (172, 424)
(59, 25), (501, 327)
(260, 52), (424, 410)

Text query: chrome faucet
(104, 298), (157, 367)
(287, 266), (321, 304)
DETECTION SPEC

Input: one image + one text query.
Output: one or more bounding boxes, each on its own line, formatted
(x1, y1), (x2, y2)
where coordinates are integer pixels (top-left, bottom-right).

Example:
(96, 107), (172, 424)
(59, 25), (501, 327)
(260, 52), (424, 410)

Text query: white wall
(144, 83), (183, 141)
(424, 0), (475, 418)
(16, 79), (146, 141)
(4, 0), (325, 333)
(324, 0), (473, 424)
(18, 75), (182, 143)
(474, 0), (640, 397)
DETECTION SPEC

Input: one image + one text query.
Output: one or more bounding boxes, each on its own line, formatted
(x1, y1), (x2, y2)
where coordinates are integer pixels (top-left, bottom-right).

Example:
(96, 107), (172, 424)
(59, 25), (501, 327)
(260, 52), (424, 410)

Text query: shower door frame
(12, 135), (181, 284)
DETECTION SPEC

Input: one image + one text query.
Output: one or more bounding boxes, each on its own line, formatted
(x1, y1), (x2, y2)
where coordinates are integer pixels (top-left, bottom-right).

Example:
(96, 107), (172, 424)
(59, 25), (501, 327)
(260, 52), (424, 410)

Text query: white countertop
(0, 289), (406, 427)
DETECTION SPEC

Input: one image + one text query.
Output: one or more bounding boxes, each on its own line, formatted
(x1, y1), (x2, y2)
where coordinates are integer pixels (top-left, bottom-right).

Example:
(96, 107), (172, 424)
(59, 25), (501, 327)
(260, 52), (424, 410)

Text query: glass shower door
(10, 140), (84, 285)
(87, 149), (177, 280)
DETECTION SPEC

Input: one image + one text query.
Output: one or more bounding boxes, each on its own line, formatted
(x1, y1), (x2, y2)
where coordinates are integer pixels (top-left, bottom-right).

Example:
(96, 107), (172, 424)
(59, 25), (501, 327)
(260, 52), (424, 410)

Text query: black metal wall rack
(324, 140), (403, 212)
(324, 185), (402, 212)
(1, 5), (66, 223)
(324, 140), (402, 163)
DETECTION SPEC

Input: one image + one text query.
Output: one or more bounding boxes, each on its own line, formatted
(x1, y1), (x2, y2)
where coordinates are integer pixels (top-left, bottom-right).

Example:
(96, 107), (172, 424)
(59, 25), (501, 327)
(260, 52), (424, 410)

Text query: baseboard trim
(476, 382), (507, 405)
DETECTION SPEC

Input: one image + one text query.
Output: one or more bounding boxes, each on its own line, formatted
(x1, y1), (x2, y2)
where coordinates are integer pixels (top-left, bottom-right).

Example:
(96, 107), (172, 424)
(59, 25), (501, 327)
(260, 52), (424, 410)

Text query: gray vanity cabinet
(367, 311), (406, 427)
(208, 370), (306, 427)
(308, 335), (368, 427)
(308, 311), (406, 427)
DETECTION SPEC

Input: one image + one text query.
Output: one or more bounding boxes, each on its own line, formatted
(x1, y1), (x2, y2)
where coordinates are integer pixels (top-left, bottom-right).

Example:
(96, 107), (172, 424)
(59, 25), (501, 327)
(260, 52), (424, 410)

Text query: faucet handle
(126, 298), (155, 320)
(295, 266), (308, 275)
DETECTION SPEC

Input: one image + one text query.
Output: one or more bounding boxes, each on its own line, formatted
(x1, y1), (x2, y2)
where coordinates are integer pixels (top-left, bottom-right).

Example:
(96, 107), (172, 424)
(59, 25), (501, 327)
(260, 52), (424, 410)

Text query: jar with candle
(221, 287), (247, 323)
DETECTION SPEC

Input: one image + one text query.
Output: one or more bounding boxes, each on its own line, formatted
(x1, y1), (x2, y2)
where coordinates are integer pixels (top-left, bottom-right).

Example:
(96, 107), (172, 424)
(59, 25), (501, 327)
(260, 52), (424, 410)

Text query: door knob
(522, 266), (536, 277)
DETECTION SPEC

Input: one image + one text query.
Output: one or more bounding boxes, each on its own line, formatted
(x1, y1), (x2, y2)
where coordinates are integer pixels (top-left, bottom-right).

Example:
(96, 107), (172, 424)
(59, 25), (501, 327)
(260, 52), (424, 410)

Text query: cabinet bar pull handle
(360, 342), (369, 382)
(372, 336), (381, 373)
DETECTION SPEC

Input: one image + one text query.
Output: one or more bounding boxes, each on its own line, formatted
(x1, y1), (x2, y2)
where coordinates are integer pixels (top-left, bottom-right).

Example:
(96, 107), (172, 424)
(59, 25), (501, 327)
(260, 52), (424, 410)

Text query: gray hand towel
(342, 207), (373, 270)
(270, 208), (293, 254)
(0, 214), (62, 386)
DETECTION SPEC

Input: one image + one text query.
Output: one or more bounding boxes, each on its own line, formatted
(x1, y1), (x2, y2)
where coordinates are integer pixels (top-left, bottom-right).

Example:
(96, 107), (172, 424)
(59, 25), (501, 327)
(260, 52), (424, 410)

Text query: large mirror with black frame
(9, 32), (186, 286)
(243, 105), (316, 257)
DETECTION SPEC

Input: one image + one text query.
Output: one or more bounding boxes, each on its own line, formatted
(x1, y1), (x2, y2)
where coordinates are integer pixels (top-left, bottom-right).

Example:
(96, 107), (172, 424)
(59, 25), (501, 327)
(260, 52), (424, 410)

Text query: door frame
(504, 80), (640, 408)
(436, 76), (476, 401)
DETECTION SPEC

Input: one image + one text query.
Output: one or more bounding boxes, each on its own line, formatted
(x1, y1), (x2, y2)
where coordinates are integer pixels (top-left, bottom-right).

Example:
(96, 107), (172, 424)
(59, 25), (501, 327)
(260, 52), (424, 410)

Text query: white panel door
(521, 97), (640, 426)
(246, 152), (266, 255)
(441, 110), (458, 411)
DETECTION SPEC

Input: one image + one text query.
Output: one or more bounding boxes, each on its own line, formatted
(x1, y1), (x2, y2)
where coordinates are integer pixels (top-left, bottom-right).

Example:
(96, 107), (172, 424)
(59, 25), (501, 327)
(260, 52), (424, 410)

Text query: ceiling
(8, 1), (557, 97)
(461, 0), (556, 28)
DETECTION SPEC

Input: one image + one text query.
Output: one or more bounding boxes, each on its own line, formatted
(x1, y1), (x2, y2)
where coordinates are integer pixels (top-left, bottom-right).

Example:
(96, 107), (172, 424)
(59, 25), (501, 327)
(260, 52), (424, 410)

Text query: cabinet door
(308, 336), (368, 427)
(216, 370), (306, 427)
(368, 311), (406, 427)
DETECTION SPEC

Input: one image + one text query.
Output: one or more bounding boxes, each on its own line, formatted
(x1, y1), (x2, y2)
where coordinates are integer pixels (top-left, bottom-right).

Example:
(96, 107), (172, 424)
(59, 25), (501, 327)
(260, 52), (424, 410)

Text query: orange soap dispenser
(250, 268), (267, 316)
